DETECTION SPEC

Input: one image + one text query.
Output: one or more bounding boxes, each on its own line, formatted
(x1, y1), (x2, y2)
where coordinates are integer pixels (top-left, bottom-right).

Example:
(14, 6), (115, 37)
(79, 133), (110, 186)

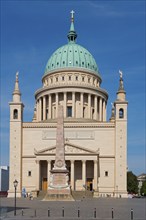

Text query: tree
(127, 171), (138, 194)
(140, 181), (146, 196)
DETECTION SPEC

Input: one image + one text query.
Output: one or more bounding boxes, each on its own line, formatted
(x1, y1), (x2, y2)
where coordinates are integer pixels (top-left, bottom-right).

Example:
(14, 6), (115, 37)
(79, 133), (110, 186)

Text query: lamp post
(116, 185), (118, 198)
(13, 179), (18, 216)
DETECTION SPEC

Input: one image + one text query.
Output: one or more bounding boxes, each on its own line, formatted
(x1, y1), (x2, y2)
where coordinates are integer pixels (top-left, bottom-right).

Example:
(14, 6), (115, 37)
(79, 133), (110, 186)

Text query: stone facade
(8, 14), (128, 198)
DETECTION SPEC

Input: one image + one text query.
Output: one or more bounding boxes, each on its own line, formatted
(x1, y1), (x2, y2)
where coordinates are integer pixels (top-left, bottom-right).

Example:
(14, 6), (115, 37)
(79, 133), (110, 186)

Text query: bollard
(112, 208), (114, 219)
(94, 208), (96, 218)
(34, 209), (36, 217)
(62, 207), (64, 217)
(131, 208), (133, 220)
(48, 208), (50, 217)
(78, 207), (80, 218)
(22, 209), (24, 216)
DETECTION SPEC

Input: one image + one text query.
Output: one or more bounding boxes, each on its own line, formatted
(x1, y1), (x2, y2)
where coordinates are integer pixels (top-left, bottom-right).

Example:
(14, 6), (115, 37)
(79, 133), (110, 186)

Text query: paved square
(0, 197), (146, 220)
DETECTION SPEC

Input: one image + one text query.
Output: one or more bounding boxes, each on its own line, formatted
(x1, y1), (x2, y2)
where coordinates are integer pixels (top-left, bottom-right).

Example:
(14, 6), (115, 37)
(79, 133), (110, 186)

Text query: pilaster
(35, 160), (40, 191)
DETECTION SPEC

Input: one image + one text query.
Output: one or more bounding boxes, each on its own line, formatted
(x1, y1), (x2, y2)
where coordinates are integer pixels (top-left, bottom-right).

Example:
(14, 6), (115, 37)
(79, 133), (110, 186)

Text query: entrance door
(87, 179), (93, 191)
(42, 178), (47, 191)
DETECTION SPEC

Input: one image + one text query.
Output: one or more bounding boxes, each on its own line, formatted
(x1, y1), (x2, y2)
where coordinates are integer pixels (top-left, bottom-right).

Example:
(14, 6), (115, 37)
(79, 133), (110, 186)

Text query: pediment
(34, 141), (99, 155)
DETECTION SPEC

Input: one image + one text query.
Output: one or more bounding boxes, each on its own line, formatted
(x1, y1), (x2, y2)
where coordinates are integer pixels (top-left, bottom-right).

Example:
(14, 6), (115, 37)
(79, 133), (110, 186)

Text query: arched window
(13, 109), (18, 119)
(119, 108), (124, 119)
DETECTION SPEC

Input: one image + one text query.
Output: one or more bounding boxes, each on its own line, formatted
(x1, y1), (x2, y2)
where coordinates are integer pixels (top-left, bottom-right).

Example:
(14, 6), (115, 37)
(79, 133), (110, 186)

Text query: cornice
(35, 84), (108, 99)
(99, 156), (115, 158)
(23, 121), (115, 128)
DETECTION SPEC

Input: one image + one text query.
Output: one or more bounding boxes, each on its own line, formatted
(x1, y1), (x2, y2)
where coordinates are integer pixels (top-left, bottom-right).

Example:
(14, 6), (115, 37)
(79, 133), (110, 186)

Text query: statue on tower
(119, 70), (123, 79)
(118, 70), (124, 90)
(16, 71), (19, 81)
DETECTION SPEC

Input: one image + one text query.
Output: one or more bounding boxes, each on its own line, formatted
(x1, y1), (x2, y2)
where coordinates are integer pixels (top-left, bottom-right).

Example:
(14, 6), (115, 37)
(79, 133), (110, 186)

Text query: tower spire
(67, 10), (77, 43)
(13, 71), (21, 102)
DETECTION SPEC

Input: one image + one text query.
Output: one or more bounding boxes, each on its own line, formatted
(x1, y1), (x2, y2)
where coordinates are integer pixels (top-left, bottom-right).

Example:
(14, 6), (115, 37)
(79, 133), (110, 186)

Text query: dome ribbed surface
(44, 43), (100, 76)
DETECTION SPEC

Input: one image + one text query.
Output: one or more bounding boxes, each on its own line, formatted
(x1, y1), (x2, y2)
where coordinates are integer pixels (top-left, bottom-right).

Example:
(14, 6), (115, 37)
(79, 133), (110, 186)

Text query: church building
(8, 12), (128, 198)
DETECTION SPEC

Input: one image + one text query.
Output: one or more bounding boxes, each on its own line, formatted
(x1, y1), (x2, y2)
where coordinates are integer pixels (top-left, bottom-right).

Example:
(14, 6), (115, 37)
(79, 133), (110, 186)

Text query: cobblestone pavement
(0, 197), (146, 220)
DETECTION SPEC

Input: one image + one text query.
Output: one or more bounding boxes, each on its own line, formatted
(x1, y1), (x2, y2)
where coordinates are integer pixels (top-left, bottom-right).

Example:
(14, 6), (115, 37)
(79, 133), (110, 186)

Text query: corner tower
(8, 73), (24, 197)
(114, 70), (128, 197)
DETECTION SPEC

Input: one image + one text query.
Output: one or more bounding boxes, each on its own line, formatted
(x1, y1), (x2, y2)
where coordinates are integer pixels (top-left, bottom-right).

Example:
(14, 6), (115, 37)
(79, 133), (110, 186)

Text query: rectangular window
(67, 106), (72, 117)
(105, 171), (108, 177)
(28, 171), (32, 177)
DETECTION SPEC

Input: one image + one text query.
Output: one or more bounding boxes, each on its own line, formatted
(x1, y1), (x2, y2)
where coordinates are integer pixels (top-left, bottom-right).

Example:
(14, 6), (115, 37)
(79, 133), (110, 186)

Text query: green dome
(44, 11), (100, 77)
(44, 43), (99, 75)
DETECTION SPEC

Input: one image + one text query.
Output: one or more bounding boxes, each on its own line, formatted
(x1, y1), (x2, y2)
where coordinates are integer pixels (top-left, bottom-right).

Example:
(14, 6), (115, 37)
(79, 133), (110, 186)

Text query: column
(105, 103), (107, 122)
(56, 93), (58, 118)
(47, 160), (51, 187)
(36, 100), (39, 121)
(71, 160), (75, 190)
(99, 97), (102, 121)
(88, 94), (91, 118)
(72, 92), (75, 118)
(93, 160), (98, 190)
(80, 93), (83, 118)
(35, 160), (40, 191)
(94, 95), (97, 120)
(43, 96), (46, 120)
(82, 160), (86, 189)
(64, 92), (67, 118)
(46, 95), (49, 119)
(103, 100), (106, 121)
(39, 98), (42, 121)
(49, 94), (52, 119)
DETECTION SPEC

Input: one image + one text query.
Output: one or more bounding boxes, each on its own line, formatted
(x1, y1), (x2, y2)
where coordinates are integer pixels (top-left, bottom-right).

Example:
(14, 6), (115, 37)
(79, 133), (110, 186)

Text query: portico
(34, 143), (99, 192)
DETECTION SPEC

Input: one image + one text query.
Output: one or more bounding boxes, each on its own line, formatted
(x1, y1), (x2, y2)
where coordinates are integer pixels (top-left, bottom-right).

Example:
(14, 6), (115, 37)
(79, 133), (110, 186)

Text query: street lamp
(116, 185), (118, 198)
(13, 179), (18, 216)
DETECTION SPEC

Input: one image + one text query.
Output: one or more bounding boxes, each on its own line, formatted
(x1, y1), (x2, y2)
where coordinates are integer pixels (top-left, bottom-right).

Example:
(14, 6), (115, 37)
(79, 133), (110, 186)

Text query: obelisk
(53, 105), (66, 171)
(47, 105), (71, 199)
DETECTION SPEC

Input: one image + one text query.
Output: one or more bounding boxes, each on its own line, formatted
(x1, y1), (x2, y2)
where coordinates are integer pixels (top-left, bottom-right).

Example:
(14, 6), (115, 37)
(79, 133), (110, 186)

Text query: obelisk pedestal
(46, 105), (73, 200)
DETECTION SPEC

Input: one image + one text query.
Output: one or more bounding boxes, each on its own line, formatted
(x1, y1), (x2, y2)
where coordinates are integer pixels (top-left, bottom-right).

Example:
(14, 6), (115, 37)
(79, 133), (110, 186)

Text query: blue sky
(0, 0), (145, 175)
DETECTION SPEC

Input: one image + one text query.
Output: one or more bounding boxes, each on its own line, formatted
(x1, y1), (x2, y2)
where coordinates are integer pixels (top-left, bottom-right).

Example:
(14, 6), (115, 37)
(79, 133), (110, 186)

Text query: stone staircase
(72, 190), (93, 200)
(37, 190), (93, 201)
(37, 190), (47, 200)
